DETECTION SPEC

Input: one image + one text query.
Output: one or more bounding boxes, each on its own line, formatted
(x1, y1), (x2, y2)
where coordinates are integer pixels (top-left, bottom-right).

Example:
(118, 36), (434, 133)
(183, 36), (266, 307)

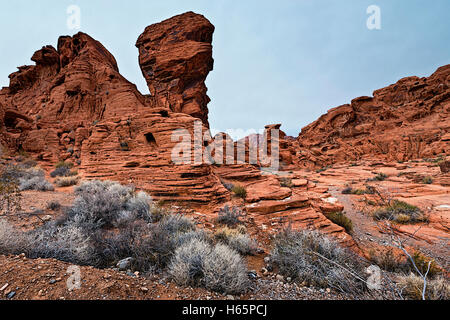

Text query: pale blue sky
(0, 0), (449, 137)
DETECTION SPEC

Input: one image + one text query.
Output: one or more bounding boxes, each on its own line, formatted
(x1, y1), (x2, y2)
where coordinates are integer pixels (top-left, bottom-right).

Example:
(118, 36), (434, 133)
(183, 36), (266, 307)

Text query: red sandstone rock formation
(136, 11), (214, 127)
(2, 11), (448, 249)
(296, 65), (450, 167)
(0, 14), (227, 205)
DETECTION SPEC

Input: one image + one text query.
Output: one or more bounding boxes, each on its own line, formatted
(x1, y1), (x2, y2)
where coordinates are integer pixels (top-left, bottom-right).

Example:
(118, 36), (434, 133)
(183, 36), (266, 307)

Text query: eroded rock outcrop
(296, 65), (450, 167)
(0, 15), (228, 205)
(136, 11), (214, 127)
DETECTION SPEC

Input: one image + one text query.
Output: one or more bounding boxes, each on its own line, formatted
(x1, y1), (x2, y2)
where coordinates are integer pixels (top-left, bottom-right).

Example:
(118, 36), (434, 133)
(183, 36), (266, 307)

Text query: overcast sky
(0, 0), (449, 138)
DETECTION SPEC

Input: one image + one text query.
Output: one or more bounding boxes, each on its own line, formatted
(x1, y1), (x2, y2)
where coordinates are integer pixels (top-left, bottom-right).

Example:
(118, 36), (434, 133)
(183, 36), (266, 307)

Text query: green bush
(231, 185), (247, 199)
(55, 176), (79, 187)
(370, 173), (387, 181)
(55, 161), (73, 169)
(411, 251), (441, 278)
(422, 176), (433, 184)
(325, 211), (353, 233)
(280, 178), (293, 188)
(373, 200), (427, 224)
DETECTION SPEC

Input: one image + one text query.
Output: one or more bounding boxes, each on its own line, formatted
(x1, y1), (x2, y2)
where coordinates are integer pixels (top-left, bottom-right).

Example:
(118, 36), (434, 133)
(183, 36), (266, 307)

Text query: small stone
(263, 257), (270, 264)
(140, 287), (148, 292)
(276, 274), (284, 282)
(286, 277), (292, 282)
(326, 288), (331, 293)
(261, 267), (268, 275)
(226, 295), (234, 300)
(0, 283), (8, 291)
(116, 257), (133, 271)
(49, 279), (56, 284)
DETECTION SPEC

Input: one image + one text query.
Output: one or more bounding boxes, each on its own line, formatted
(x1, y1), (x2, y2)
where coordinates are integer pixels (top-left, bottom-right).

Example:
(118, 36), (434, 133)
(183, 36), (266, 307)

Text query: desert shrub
(22, 159), (38, 168)
(372, 173), (388, 181)
(0, 180), (22, 213)
(90, 221), (155, 270)
(0, 164), (25, 182)
(342, 186), (375, 195)
(231, 185), (247, 199)
(2, 164), (54, 192)
(172, 229), (212, 249)
(19, 176), (54, 191)
(0, 218), (94, 265)
(0, 179), (222, 276)
(270, 229), (367, 295)
(341, 187), (353, 194)
(0, 219), (27, 254)
(168, 238), (249, 294)
(46, 200), (61, 211)
(422, 176), (433, 184)
(157, 214), (195, 234)
(373, 200), (427, 223)
(368, 247), (409, 272)
(67, 180), (153, 228)
(55, 161), (73, 169)
(214, 227), (258, 255)
(216, 205), (244, 227)
(55, 176), (79, 187)
(50, 167), (69, 177)
(280, 178), (293, 188)
(148, 201), (166, 223)
(91, 214), (197, 271)
(3, 164), (46, 180)
(26, 222), (95, 265)
(50, 163), (77, 177)
(410, 251), (441, 278)
(397, 274), (449, 300)
(325, 211), (353, 233)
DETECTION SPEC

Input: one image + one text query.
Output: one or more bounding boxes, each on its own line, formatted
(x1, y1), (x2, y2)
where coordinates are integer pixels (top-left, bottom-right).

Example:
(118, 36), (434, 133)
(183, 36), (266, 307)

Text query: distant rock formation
(296, 65), (450, 167)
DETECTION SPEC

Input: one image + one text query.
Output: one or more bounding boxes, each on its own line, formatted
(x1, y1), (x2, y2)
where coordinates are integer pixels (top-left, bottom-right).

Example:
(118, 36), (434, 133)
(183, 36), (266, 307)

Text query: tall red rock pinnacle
(136, 11), (214, 127)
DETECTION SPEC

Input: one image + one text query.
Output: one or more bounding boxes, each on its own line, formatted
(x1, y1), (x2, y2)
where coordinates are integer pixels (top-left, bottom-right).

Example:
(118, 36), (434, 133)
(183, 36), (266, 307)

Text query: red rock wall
(296, 65), (450, 167)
